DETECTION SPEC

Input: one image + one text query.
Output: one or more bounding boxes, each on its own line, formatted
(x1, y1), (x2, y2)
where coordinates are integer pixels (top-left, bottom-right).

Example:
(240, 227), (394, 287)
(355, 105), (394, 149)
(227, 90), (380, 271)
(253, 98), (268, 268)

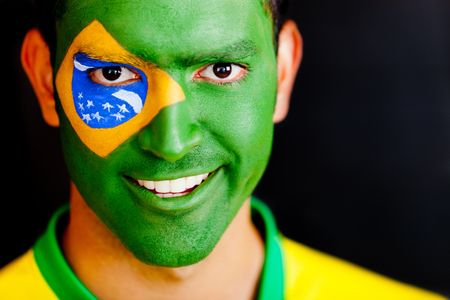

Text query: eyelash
(83, 62), (250, 87)
(88, 66), (141, 86)
(194, 63), (249, 86)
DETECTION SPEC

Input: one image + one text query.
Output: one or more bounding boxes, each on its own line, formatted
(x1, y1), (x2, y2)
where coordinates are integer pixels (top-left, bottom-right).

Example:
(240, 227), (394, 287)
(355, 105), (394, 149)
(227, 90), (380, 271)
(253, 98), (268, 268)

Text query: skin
(21, 0), (302, 297)
(55, 0), (278, 267)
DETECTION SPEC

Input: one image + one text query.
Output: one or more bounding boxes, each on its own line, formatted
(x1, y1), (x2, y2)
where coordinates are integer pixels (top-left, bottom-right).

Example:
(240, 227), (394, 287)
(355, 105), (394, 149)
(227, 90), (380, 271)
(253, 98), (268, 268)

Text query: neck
(63, 183), (264, 300)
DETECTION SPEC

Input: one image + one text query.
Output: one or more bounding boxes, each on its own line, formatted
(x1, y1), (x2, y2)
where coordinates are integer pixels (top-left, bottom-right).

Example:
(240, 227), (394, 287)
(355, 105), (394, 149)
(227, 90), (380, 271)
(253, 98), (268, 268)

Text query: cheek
(58, 117), (133, 217)
(195, 74), (277, 152)
(56, 56), (150, 158)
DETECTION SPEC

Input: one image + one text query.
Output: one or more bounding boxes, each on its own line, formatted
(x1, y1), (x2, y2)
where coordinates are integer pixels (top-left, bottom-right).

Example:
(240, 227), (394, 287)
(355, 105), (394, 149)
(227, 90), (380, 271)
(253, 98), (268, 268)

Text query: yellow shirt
(0, 241), (446, 300)
(0, 200), (446, 299)
(282, 238), (446, 300)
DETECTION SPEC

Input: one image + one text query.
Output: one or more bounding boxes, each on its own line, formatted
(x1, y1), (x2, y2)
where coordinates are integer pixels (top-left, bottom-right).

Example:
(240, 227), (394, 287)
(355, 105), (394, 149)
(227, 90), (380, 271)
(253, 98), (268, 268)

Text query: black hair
(270, 0), (290, 38)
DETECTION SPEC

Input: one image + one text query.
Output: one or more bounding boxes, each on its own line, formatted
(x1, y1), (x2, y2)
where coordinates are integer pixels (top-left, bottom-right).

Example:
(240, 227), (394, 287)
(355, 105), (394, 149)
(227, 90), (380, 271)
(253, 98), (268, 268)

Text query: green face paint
(55, 0), (277, 266)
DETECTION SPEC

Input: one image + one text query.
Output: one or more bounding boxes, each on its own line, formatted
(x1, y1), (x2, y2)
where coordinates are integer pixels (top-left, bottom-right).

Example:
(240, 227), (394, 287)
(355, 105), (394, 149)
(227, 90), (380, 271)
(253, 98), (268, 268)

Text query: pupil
(102, 67), (122, 81)
(213, 63), (232, 79)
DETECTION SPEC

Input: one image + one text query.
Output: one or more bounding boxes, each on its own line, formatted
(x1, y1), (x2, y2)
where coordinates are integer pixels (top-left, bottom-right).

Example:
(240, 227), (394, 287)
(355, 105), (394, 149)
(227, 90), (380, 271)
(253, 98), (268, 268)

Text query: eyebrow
(77, 48), (150, 68)
(175, 39), (258, 67)
(78, 39), (258, 68)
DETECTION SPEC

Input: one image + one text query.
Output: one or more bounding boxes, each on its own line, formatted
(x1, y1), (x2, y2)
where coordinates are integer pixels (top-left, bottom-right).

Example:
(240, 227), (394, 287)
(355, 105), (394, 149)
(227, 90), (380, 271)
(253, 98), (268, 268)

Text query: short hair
(30, 0), (288, 61)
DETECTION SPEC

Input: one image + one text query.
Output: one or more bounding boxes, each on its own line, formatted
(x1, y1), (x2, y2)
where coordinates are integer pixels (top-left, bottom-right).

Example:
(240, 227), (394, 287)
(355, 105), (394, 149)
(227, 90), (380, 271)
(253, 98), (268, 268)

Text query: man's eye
(89, 66), (140, 86)
(195, 63), (247, 84)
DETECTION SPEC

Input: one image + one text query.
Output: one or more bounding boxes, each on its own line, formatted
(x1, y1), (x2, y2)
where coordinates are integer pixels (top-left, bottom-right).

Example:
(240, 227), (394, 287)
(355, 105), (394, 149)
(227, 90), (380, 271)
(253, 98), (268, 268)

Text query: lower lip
(125, 169), (222, 214)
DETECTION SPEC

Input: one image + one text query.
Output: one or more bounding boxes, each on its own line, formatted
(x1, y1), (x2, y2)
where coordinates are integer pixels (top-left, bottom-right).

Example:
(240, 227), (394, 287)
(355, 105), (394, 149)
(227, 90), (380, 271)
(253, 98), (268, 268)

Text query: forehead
(56, 0), (273, 65)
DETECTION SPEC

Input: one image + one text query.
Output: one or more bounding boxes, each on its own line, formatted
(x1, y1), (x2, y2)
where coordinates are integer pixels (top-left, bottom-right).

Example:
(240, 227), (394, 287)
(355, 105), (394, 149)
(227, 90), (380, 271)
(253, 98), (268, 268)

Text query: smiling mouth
(133, 173), (210, 198)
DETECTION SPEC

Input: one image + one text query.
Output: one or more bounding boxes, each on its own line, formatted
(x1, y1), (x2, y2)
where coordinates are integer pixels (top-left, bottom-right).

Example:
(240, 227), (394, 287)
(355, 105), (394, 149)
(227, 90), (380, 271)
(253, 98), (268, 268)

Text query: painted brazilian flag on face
(56, 20), (185, 157)
(72, 53), (148, 128)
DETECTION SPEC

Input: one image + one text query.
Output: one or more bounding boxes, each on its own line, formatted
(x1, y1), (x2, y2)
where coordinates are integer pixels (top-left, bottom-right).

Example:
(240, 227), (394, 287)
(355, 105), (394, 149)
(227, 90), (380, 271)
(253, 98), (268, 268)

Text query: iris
(213, 63), (232, 78)
(102, 67), (122, 81)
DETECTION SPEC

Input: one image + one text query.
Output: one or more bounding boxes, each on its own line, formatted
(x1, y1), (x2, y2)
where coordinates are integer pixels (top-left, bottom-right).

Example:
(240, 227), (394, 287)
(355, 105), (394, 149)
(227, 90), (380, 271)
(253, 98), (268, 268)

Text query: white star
(82, 114), (92, 123)
(86, 100), (94, 108)
(78, 92), (83, 99)
(91, 112), (104, 122)
(102, 102), (114, 112)
(111, 113), (125, 121)
(117, 104), (130, 114)
(78, 102), (84, 111)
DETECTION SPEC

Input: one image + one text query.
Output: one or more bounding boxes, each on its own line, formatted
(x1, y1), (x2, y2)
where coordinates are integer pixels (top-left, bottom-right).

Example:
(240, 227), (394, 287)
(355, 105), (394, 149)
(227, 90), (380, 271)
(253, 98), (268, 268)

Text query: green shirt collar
(33, 197), (284, 299)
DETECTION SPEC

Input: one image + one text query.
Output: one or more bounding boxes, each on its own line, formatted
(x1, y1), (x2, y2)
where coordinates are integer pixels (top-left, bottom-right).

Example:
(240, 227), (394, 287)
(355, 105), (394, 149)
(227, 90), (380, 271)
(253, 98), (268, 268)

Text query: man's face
(55, 0), (277, 266)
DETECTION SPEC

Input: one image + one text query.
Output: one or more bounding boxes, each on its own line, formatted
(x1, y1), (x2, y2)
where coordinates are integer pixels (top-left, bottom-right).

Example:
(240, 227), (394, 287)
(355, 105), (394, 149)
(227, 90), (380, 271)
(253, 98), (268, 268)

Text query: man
(0, 0), (446, 299)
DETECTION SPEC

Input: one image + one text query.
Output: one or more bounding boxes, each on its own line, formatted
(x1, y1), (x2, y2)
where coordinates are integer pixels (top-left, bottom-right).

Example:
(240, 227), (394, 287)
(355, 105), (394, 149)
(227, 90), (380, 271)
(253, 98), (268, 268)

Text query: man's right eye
(89, 66), (141, 86)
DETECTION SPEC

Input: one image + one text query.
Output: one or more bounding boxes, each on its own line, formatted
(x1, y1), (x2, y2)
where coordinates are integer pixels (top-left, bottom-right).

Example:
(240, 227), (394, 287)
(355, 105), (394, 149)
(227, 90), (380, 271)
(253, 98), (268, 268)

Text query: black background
(1, 0), (449, 296)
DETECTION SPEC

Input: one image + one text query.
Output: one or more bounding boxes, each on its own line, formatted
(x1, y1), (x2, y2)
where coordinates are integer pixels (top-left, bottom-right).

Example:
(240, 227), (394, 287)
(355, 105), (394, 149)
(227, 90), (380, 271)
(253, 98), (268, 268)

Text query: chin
(129, 241), (216, 267)
(115, 220), (226, 267)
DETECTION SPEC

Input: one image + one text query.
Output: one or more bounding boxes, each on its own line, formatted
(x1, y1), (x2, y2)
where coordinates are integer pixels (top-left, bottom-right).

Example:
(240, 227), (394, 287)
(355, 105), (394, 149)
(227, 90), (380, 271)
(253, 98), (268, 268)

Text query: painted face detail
(56, 20), (185, 157)
(72, 53), (148, 128)
(55, 0), (277, 267)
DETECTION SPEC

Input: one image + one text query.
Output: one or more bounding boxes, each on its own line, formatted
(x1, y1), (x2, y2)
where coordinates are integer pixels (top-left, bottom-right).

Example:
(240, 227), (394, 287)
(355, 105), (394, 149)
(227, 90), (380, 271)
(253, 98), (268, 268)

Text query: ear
(21, 28), (59, 127)
(273, 20), (303, 123)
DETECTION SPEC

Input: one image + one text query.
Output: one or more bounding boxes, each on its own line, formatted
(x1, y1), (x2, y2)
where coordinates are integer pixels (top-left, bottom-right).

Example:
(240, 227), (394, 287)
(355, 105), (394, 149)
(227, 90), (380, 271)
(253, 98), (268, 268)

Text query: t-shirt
(0, 198), (446, 299)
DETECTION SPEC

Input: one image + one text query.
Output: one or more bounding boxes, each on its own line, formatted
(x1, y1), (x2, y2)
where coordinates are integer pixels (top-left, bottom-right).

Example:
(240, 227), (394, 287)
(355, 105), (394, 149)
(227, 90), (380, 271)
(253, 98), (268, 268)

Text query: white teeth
(143, 180), (154, 190)
(158, 193), (172, 198)
(186, 176), (197, 189)
(154, 180), (170, 193)
(170, 178), (186, 193)
(157, 192), (189, 198)
(137, 173), (210, 197)
(194, 175), (203, 185)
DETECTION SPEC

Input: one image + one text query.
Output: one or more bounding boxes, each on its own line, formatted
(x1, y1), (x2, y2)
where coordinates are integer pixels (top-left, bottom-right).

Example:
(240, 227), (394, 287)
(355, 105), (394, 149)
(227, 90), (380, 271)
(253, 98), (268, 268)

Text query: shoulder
(281, 237), (446, 300)
(0, 249), (57, 299)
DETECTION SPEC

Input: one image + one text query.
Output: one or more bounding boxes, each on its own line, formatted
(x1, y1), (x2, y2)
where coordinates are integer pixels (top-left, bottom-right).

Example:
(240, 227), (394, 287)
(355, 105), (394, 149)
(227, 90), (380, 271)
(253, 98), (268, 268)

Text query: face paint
(72, 53), (148, 128)
(55, 0), (277, 266)
(56, 20), (185, 157)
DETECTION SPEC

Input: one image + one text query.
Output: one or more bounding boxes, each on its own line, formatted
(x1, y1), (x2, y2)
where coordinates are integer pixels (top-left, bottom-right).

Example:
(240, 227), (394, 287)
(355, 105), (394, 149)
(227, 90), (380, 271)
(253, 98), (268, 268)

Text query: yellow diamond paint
(56, 20), (185, 157)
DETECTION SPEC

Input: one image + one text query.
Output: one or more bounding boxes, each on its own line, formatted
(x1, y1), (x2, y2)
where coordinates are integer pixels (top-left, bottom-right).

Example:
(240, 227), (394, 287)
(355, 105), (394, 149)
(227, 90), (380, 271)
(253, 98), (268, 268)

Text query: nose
(138, 101), (202, 162)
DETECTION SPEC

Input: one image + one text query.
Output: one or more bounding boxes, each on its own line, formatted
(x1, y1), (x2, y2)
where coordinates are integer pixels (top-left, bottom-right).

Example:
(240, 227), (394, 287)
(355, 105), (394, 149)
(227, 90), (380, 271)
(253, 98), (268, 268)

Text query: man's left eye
(89, 66), (140, 86)
(195, 63), (247, 84)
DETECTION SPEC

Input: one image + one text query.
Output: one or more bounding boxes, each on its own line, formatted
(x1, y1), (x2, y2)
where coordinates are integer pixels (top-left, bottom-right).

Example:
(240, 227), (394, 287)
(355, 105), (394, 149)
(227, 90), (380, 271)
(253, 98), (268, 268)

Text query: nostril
(188, 124), (202, 146)
(137, 128), (153, 152)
